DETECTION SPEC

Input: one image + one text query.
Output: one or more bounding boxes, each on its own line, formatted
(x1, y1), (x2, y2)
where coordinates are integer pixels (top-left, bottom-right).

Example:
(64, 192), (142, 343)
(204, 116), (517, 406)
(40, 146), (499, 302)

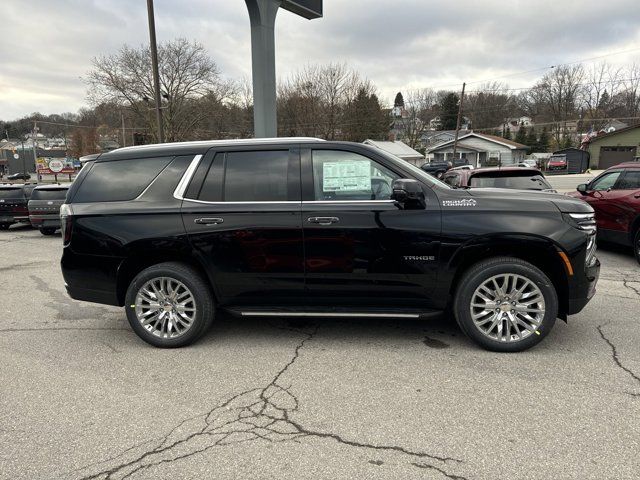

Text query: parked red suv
(441, 167), (556, 192)
(568, 162), (640, 263)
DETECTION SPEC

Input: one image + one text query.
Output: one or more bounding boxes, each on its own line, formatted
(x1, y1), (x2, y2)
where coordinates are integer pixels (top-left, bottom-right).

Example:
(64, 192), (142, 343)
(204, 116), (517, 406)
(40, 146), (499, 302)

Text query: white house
(363, 139), (425, 166)
(425, 132), (528, 167)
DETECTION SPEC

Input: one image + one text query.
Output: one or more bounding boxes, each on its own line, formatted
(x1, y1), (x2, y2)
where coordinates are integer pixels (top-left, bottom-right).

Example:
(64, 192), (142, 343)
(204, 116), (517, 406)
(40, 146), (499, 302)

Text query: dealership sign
(36, 157), (75, 174)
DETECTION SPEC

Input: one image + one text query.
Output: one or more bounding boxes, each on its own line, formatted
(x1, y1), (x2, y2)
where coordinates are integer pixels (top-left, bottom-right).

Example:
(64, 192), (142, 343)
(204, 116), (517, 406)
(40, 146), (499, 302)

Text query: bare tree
(521, 65), (585, 144)
(87, 38), (225, 142)
(465, 82), (517, 131)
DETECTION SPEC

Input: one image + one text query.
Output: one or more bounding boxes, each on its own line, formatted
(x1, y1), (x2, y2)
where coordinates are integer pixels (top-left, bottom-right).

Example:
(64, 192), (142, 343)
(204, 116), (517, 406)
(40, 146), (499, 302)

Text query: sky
(1, 0), (640, 120)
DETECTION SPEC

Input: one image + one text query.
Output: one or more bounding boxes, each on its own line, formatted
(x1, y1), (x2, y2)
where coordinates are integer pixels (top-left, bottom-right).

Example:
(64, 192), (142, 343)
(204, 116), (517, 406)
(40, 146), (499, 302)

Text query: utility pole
(121, 112), (126, 147)
(31, 121), (38, 178)
(146, 0), (164, 143)
(451, 82), (466, 163)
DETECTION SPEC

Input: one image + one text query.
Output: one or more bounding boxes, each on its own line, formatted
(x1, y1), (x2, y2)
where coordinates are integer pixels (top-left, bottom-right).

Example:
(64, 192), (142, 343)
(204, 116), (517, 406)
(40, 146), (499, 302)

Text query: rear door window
(196, 150), (295, 202)
(617, 170), (640, 190)
(72, 157), (173, 203)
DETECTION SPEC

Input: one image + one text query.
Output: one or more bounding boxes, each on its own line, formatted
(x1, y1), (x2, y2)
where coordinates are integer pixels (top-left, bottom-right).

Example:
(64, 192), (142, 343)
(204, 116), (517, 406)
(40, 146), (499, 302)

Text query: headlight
(564, 212), (597, 235)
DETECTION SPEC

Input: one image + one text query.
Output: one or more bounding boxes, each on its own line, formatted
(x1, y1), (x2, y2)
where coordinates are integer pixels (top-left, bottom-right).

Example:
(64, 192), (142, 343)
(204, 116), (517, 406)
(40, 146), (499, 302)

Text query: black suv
(0, 183), (36, 229)
(61, 138), (600, 351)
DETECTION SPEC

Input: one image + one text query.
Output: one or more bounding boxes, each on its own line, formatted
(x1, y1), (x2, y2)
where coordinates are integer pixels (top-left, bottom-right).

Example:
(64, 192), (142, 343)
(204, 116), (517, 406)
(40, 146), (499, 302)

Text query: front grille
(569, 213), (597, 235)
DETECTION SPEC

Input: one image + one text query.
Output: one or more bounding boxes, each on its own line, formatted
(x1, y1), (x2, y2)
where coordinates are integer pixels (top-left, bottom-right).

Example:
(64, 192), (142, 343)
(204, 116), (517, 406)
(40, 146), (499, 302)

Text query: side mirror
(576, 183), (588, 194)
(391, 179), (426, 209)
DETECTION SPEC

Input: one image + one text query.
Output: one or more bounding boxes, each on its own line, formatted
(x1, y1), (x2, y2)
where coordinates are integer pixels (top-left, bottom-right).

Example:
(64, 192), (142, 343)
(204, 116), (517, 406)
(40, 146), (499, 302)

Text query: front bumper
(567, 256), (600, 315)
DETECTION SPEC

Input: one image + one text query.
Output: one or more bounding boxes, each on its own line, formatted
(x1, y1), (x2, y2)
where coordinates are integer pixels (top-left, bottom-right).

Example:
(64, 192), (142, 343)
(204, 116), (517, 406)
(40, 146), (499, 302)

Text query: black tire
(634, 228), (640, 265)
(0, 223), (11, 230)
(124, 262), (214, 348)
(40, 227), (56, 236)
(453, 257), (558, 352)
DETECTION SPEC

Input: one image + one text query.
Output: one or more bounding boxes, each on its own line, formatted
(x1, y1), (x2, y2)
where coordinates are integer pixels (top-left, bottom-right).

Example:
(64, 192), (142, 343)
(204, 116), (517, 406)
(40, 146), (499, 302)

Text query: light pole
(146, 0), (165, 143)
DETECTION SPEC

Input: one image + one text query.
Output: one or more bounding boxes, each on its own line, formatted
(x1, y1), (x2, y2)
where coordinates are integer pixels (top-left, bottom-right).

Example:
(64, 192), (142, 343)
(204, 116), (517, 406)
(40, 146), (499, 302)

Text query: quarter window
(311, 150), (399, 201)
(72, 157), (173, 203)
(591, 171), (621, 191)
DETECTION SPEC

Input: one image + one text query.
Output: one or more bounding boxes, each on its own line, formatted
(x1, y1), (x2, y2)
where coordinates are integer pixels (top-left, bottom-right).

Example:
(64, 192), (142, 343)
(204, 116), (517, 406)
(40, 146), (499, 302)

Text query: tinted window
(198, 154), (225, 202)
(223, 151), (289, 202)
(617, 170), (640, 190)
(591, 171), (621, 191)
(469, 174), (552, 190)
(312, 150), (399, 201)
(30, 188), (69, 201)
(73, 157), (173, 203)
(0, 188), (23, 200)
(443, 174), (459, 187)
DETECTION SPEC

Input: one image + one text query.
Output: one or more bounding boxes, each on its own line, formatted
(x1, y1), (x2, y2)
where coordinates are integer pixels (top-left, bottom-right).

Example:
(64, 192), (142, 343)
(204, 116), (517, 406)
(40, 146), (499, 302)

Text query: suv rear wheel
(453, 257), (558, 352)
(0, 223), (10, 230)
(634, 228), (640, 265)
(124, 262), (214, 348)
(40, 227), (56, 236)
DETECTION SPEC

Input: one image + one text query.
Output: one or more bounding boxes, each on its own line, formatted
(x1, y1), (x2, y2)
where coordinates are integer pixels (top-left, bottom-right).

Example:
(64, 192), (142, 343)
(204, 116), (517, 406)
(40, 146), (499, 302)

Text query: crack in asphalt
(597, 323), (640, 397)
(68, 324), (464, 480)
(413, 462), (470, 480)
(0, 260), (48, 272)
(29, 275), (119, 322)
(622, 278), (640, 298)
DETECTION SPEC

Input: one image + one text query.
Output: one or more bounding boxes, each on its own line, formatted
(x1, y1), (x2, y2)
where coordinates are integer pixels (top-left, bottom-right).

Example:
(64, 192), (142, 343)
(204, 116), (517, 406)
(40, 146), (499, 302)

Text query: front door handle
(307, 216), (339, 225)
(634, 193), (640, 199)
(194, 217), (224, 225)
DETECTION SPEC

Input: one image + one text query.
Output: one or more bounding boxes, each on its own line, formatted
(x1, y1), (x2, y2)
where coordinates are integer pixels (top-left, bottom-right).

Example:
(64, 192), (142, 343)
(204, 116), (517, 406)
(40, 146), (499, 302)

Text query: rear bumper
(61, 248), (122, 307)
(0, 215), (29, 224)
(567, 257), (600, 315)
(29, 215), (61, 228)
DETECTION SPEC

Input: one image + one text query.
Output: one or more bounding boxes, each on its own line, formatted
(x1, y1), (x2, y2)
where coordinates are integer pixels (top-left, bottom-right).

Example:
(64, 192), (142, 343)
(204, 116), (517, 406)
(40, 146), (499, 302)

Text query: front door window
(591, 171), (621, 191)
(311, 150), (399, 201)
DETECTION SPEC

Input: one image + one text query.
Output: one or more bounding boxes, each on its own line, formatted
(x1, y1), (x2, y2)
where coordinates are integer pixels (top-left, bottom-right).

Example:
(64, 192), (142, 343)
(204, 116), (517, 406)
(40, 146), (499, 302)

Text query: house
(498, 116), (534, 134)
(363, 139), (425, 166)
(582, 124), (640, 169)
(426, 132), (528, 167)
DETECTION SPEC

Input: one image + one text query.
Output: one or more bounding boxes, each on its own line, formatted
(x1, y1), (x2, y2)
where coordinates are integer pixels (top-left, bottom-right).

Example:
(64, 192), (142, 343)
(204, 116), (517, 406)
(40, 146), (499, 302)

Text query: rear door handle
(634, 193), (640, 199)
(307, 216), (339, 225)
(194, 217), (224, 225)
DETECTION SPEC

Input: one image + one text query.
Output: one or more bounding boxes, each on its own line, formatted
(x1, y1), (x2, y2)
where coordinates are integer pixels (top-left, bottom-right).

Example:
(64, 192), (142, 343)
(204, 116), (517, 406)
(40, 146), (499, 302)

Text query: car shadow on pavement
(200, 312), (463, 350)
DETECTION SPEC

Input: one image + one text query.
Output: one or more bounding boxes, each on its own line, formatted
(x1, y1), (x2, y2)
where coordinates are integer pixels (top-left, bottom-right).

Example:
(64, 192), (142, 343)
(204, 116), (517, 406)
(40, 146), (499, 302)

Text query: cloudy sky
(2, 0), (640, 120)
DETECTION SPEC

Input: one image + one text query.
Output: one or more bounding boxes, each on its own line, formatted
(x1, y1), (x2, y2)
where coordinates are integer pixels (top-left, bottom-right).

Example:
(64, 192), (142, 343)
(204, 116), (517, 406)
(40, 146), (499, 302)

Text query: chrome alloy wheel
(134, 277), (197, 339)
(469, 274), (545, 343)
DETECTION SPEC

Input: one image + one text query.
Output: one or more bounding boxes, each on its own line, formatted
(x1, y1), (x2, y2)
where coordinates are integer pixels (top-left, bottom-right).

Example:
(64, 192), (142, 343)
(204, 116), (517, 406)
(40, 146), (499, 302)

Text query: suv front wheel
(125, 262), (214, 348)
(453, 257), (558, 352)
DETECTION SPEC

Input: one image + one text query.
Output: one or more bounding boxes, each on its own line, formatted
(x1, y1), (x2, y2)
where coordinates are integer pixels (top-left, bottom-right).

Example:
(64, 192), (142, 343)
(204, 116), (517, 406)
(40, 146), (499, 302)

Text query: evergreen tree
(394, 92), (405, 108)
(343, 88), (389, 142)
(515, 123), (527, 145)
(525, 128), (537, 151)
(503, 126), (512, 141)
(438, 93), (459, 130)
(538, 127), (550, 152)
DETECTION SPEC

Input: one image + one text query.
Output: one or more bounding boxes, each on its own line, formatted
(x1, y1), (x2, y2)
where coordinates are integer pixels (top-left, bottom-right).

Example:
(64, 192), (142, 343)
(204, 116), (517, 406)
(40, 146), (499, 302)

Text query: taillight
(60, 204), (73, 245)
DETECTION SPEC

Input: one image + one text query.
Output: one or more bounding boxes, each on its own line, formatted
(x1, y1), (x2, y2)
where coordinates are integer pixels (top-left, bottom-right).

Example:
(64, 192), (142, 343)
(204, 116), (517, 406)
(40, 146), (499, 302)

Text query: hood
(460, 187), (594, 213)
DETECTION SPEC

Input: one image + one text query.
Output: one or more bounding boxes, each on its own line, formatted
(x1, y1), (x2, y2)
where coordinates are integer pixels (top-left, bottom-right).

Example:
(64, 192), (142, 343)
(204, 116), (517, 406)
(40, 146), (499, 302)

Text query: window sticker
(322, 160), (371, 192)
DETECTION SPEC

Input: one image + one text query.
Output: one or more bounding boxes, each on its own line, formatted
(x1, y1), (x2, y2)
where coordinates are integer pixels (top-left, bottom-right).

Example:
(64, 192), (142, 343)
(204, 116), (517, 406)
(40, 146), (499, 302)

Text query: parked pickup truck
(28, 184), (71, 235)
(0, 184), (36, 229)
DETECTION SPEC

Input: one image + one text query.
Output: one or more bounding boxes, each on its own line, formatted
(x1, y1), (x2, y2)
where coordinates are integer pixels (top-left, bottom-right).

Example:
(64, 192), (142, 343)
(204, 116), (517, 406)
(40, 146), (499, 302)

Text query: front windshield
(373, 149), (451, 189)
(470, 174), (552, 190)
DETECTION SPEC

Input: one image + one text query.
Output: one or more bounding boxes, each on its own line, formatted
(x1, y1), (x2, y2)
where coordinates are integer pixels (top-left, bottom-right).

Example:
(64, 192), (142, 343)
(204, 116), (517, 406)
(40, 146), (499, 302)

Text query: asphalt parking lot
(1, 224), (639, 480)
